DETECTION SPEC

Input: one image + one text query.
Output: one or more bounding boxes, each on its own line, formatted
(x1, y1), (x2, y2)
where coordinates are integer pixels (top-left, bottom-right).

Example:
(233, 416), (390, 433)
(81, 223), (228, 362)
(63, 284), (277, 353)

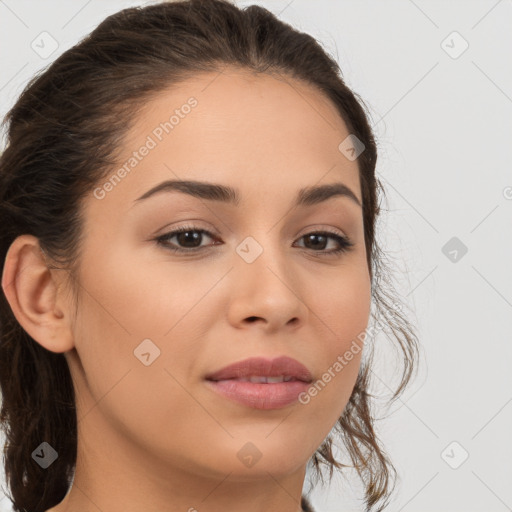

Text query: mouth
(215, 375), (302, 383)
(204, 356), (313, 410)
(204, 355), (313, 383)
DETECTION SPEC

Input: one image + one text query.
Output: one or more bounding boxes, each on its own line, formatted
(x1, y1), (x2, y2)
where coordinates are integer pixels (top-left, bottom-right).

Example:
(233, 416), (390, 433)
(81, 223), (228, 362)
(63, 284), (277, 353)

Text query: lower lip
(205, 379), (311, 410)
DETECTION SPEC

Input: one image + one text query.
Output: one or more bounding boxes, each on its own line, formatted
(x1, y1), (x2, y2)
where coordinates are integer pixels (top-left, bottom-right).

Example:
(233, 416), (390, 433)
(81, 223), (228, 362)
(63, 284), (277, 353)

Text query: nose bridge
(231, 229), (305, 319)
(235, 230), (288, 283)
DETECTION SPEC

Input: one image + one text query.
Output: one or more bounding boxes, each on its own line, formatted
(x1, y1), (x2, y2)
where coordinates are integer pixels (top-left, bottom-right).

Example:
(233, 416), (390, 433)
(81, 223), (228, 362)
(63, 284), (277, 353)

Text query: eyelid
(296, 223), (347, 239)
(154, 221), (348, 240)
(152, 218), (219, 237)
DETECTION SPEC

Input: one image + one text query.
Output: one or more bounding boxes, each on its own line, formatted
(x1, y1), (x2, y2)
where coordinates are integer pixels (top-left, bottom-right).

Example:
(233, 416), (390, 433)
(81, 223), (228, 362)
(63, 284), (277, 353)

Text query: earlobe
(1, 234), (75, 354)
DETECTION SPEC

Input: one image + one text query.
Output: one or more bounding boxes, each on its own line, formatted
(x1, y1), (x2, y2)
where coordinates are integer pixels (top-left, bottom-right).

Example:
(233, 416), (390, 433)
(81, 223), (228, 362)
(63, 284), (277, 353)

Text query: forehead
(90, 67), (362, 216)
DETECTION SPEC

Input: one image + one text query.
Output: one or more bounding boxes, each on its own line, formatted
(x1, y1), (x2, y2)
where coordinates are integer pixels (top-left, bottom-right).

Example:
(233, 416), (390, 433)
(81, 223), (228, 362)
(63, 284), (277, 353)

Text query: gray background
(1, 0), (511, 510)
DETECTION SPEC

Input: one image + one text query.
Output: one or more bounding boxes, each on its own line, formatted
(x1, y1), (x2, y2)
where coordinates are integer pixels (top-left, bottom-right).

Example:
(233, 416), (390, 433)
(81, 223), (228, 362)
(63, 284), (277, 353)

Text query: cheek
(76, 236), (213, 337)
(71, 244), (219, 398)
(304, 266), (371, 418)
(318, 263), (371, 349)
(70, 254), (214, 461)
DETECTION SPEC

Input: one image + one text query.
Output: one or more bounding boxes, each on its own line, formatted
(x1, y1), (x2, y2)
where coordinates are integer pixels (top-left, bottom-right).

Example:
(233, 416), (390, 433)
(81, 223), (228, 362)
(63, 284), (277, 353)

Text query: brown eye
(154, 225), (354, 257)
(294, 231), (354, 256)
(155, 226), (217, 253)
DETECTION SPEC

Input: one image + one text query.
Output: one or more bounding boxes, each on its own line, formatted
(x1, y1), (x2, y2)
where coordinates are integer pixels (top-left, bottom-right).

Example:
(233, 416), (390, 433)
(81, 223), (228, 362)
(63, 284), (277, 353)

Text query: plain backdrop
(0, 1), (511, 511)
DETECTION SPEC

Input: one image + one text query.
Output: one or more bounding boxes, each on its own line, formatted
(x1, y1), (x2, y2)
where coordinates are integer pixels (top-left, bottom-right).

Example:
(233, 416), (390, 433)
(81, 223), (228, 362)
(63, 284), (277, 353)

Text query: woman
(0, 1), (419, 511)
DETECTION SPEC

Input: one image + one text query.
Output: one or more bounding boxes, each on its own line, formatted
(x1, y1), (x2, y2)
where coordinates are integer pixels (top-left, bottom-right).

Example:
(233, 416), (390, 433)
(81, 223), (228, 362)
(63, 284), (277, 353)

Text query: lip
(204, 356), (313, 410)
(205, 356), (313, 382)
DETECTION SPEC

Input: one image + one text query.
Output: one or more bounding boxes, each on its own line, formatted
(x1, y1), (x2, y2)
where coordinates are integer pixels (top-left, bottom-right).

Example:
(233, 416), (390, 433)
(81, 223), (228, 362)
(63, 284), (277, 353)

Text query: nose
(225, 237), (309, 333)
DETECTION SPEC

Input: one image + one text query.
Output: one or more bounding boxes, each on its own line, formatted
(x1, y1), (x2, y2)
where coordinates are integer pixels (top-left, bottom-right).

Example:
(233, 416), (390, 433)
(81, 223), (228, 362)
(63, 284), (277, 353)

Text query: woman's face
(66, 68), (371, 482)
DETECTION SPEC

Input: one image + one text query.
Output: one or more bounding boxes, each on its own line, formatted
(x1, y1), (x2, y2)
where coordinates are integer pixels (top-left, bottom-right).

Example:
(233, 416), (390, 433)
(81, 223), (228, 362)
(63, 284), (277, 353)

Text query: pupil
(307, 234), (326, 249)
(179, 231), (201, 247)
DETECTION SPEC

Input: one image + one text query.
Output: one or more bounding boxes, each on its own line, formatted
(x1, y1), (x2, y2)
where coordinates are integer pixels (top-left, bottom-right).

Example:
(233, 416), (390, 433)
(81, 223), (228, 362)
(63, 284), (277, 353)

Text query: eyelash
(154, 224), (354, 257)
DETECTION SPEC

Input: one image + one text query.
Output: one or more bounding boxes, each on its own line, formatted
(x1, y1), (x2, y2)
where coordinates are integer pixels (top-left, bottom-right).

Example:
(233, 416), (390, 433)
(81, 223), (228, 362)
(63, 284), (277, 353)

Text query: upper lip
(205, 356), (313, 383)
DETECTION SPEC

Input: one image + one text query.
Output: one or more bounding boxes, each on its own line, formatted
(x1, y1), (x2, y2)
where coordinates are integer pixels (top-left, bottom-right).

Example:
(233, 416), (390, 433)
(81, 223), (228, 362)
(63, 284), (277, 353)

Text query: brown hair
(0, 1), (419, 511)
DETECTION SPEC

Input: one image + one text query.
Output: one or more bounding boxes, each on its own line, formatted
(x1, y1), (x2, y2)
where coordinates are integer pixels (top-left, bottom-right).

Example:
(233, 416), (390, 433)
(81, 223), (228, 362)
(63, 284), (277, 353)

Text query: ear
(1, 234), (75, 353)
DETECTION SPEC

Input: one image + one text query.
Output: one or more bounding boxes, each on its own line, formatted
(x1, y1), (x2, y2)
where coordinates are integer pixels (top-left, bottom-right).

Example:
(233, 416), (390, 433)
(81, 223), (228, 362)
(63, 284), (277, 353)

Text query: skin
(2, 67), (371, 512)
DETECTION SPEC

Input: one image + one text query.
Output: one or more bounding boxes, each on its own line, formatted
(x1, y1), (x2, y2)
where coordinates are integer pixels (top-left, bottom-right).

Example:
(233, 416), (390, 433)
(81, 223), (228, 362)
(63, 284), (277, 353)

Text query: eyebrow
(133, 179), (362, 208)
